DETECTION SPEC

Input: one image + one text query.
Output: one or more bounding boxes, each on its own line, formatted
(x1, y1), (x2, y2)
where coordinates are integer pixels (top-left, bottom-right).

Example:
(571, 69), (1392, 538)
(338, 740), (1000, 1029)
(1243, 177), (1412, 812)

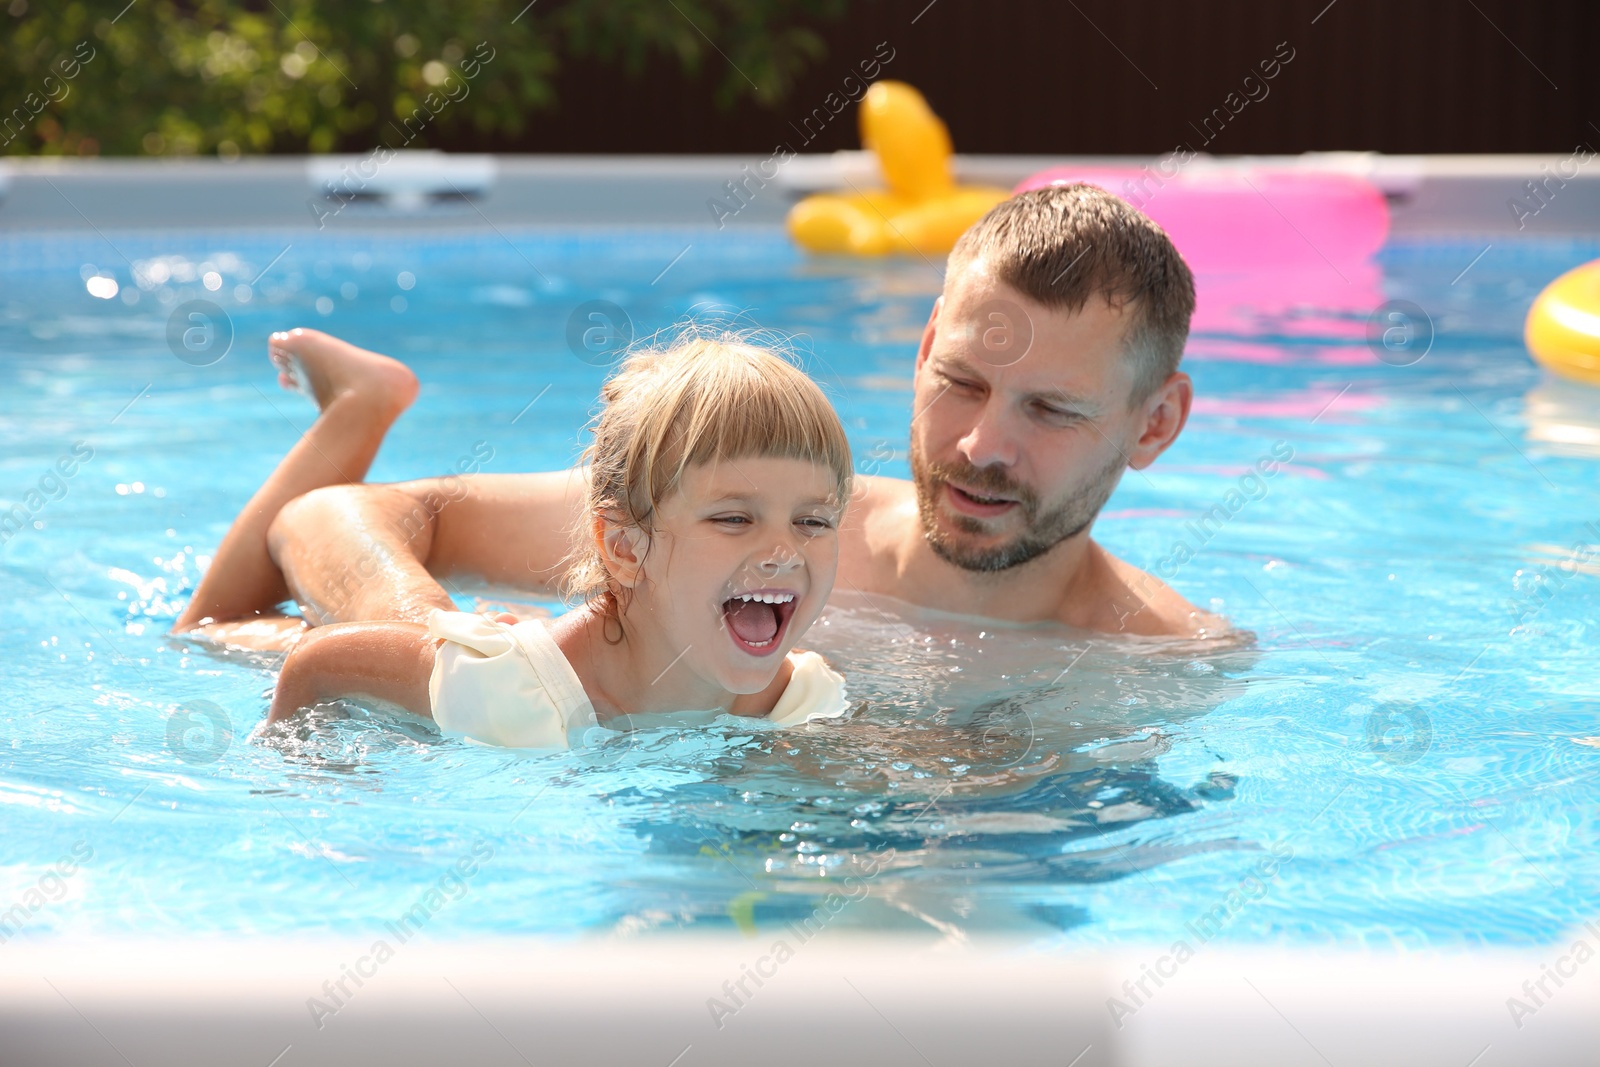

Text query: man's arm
(267, 469), (588, 625)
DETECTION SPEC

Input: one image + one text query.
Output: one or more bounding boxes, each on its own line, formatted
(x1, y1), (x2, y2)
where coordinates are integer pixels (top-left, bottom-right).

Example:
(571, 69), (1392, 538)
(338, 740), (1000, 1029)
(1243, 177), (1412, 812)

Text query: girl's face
(621, 456), (843, 697)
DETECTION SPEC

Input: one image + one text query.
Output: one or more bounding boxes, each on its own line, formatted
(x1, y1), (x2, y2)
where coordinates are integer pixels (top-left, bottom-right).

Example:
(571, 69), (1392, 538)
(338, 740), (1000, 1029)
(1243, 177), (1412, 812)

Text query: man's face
(908, 261), (1145, 573)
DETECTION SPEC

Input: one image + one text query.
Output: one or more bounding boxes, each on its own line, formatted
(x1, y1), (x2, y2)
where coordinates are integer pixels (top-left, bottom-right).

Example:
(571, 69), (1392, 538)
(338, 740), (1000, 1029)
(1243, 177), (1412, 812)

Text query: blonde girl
(259, 333), (854, 745)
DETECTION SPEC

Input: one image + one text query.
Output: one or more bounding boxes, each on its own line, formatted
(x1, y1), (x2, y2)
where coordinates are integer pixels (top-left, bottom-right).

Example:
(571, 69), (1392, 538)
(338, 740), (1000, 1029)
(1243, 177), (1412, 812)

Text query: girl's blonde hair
(563, 331), (853, 623)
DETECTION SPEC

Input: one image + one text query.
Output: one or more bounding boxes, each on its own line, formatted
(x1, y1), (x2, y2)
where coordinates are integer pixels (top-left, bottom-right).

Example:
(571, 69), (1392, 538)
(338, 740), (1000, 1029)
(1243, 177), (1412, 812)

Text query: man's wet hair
(946, 183), (1196, 404)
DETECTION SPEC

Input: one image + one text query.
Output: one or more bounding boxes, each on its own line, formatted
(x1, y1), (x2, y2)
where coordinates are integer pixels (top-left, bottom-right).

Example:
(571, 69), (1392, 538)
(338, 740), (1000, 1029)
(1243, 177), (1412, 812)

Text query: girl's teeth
(736, 593), (794, 604)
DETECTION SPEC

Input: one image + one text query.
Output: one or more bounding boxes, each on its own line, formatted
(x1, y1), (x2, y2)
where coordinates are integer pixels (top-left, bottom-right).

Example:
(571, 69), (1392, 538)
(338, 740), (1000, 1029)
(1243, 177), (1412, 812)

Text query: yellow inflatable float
(787, 81), (1010, 256)
(1526, 260), (1600, 386)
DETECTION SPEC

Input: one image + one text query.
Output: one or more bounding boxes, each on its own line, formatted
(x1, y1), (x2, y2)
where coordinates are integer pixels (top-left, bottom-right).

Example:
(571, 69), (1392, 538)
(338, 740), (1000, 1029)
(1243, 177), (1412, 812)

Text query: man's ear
(597, 516), (648, 588)
(1128, 370), (1193, 470)
(914, 295), (943, 372)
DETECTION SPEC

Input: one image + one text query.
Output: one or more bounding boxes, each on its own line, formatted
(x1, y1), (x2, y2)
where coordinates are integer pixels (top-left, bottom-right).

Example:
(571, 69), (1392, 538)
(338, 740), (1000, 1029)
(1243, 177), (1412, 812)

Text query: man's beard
(910, 439), (1126, 573)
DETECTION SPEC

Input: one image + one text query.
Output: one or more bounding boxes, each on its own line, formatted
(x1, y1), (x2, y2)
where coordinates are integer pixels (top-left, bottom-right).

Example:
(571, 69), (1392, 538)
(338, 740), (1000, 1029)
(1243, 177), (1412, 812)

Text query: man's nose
(957, 397), (1019, 470)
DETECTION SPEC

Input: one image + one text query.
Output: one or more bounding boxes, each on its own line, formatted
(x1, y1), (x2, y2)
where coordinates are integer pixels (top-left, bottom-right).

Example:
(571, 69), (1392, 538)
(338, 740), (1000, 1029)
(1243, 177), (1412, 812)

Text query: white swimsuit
(426, 609), (849, 749)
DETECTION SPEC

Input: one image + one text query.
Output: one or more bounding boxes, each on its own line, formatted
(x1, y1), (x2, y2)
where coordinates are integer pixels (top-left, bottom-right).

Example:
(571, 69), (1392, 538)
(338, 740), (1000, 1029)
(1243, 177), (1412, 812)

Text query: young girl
(177, 329), (854, 746)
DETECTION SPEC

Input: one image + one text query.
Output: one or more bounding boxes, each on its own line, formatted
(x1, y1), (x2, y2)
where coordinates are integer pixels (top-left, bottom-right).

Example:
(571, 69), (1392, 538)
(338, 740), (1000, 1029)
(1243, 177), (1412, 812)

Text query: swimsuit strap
(427, 611), (845, 747)
(504, 616), (596, 731)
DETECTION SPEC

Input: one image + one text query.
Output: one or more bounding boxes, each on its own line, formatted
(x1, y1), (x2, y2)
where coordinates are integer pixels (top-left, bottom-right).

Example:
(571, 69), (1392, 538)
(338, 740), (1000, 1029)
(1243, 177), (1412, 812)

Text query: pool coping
(0, 151), (1596, 235)
(3, 936), (1598, 1065)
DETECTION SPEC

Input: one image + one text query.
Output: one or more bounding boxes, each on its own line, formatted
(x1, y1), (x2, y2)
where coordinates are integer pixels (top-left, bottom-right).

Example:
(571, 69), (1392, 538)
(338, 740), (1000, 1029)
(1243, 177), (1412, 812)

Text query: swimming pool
(2, 221), (1597, 955)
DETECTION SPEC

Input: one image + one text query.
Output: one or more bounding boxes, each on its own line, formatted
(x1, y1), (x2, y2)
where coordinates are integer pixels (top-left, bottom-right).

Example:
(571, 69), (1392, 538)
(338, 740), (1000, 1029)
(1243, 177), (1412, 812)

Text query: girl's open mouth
(721, 591), (798, 657)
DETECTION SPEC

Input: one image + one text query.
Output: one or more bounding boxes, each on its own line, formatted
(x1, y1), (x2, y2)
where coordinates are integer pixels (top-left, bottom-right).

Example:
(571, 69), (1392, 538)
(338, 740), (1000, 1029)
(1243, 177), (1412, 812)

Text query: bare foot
(268, 327), (419, 417)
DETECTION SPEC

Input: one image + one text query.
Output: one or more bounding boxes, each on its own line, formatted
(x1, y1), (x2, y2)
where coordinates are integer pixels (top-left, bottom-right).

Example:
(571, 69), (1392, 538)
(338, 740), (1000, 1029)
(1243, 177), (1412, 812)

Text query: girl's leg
(171, 328), (419, 641)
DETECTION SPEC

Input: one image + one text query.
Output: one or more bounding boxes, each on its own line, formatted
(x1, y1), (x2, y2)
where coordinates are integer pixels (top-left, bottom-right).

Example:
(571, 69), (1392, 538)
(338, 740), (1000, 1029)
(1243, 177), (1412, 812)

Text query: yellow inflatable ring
(1526, 260), (1600, 386)
(787, 81), (1010, 257)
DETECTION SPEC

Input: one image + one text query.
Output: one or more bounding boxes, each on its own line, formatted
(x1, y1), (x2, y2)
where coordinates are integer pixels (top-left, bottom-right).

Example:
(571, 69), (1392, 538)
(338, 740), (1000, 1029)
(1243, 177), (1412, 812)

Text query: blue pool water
(1, 225), (1597, 947)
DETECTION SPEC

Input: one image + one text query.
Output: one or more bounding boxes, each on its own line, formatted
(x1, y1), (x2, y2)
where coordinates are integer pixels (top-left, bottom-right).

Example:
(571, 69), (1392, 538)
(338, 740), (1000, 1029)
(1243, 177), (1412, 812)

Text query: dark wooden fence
(447, 0), (1596, 155)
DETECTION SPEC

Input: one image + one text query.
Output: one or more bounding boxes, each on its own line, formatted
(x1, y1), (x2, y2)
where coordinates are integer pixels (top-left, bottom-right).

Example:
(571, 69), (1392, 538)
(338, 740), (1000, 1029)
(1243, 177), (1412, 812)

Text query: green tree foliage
(0, 0), (849, 156)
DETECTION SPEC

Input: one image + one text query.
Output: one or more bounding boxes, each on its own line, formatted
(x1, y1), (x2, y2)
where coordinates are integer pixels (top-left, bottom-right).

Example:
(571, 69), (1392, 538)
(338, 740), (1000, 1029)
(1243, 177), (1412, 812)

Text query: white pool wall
(3, 936), (1599, 1065)
(2, 151), (1597, 233)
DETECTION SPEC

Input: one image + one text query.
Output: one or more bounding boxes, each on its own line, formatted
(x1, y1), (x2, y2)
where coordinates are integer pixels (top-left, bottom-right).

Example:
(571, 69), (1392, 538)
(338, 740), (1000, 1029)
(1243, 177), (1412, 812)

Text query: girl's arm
(266, 621), (439, 723)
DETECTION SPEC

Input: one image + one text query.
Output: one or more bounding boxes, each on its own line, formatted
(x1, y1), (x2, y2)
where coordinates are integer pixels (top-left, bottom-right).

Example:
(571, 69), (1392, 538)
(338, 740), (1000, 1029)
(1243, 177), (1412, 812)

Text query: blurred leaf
(0, 0), (853, 156)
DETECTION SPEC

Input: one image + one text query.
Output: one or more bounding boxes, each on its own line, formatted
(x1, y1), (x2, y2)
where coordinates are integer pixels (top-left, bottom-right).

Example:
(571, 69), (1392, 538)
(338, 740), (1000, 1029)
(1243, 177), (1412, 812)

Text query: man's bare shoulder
(841, 474), (914, 541)
(1078, 543), (1231, 639)
(848, 472), (914, 508)
(837, 478), (1229, 639)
